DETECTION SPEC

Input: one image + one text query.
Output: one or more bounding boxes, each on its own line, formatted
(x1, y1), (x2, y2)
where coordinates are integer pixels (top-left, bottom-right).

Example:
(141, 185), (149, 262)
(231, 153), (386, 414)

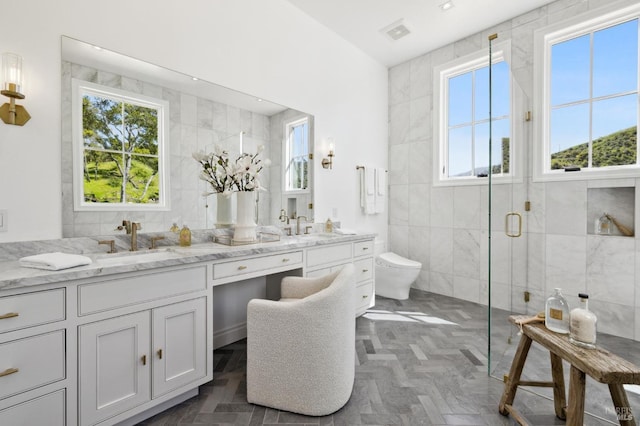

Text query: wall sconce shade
(322, 140), (335, 169)
(0, 52), (30, 126)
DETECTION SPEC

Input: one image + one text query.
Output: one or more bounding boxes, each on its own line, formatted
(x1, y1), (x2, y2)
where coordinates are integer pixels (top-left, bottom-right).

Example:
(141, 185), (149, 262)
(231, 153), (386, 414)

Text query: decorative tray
(213, 232), (281, 246)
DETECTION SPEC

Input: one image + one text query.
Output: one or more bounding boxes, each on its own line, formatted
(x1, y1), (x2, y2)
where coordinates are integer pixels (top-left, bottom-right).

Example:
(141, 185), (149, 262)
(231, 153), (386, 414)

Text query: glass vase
(215, 193), (234, 228)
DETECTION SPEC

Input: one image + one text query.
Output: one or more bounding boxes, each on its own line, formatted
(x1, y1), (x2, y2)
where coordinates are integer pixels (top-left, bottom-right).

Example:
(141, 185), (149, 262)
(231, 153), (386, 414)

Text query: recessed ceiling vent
(381, 19), (412, 41)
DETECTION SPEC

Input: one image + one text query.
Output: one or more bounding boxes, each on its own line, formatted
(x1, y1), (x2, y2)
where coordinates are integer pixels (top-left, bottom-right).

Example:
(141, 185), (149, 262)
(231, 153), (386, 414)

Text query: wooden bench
(499, 315), (640, 426)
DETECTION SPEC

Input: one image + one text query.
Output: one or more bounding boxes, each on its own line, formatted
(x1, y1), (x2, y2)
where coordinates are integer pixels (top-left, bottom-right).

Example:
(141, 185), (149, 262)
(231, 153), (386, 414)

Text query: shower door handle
(505, 212), (522, 238)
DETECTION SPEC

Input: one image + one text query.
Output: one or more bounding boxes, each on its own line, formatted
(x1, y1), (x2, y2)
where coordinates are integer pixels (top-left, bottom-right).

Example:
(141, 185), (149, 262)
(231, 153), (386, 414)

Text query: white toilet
(374, 241), (422, 300)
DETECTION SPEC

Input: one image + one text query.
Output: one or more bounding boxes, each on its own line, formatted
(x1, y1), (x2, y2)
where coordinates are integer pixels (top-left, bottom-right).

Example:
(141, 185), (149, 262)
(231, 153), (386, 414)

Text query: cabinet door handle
(0, 312), (18, 320)
(282, 258), (290, 262)
(238, 265), (247, 270)
(362, 247), (369, 251)
(362, 269), (369, 273)
(0, 368), (19, 377)
(362, 295), (368, 299)
(157, 349), (163, 359)
(141, 355), (147, 366)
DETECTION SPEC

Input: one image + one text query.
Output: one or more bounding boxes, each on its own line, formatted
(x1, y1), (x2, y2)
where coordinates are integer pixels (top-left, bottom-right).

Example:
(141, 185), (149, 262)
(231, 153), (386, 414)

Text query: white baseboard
(213, 322), (247, 349)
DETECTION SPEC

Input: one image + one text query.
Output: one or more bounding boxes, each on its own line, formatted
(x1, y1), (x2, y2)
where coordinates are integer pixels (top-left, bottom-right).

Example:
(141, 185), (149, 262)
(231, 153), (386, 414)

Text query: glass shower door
(487, 33), (531, 380)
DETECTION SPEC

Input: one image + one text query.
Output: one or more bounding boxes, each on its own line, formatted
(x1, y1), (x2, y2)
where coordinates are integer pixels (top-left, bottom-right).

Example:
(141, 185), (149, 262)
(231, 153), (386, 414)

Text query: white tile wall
(388, 0), (640, 341)
(61, 62), (274, 236)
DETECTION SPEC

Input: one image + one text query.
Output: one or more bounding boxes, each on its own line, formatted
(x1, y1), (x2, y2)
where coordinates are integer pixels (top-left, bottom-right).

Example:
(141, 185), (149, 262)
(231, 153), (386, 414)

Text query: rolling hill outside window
(534, 4), (640, 180)
(71, 80), (170, 211)
(433, 41), (514, 185)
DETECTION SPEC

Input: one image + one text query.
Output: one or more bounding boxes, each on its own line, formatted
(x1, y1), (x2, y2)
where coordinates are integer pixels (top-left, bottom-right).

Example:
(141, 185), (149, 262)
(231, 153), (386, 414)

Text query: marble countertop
(0, 233), (376, 291)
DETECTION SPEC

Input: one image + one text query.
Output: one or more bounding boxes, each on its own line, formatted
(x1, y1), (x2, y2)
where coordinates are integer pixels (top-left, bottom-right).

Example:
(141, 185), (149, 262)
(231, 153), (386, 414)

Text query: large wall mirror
(61, 36), (314, 237)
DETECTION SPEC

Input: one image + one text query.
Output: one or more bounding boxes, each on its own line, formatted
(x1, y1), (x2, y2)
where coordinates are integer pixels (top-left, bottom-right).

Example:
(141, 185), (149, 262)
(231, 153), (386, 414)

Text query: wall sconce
(0, 53), (30, 126)
(321, 140), (335, 169)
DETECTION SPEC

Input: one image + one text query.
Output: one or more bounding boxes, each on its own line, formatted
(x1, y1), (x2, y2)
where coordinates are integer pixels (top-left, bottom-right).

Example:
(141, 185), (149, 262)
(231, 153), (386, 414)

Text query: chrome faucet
(117, 220), (142, 251)
(296, 216), (308, 235)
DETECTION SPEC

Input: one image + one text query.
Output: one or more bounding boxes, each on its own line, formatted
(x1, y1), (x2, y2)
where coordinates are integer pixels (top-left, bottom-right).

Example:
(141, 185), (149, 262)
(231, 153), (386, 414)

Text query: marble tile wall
(61, 62), (271, 237)
(267, 109), (314, 226)
(388, 0), (640, 341)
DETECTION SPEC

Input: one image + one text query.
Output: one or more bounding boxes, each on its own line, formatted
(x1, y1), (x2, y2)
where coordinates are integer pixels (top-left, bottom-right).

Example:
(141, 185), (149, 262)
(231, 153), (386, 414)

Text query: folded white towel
(375, 168), (386, 196)
(334, 228), (357, 235)
(364, 168), (376, 214)
(19, 252), (93, 271)
(374, 168), (386, 213)
(365, 168), (375, 196)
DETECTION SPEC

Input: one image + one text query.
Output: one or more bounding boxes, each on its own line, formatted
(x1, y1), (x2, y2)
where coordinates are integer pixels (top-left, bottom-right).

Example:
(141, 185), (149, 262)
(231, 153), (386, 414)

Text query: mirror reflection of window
(284, 117), (310, 192)
(72, 79), (169, 210)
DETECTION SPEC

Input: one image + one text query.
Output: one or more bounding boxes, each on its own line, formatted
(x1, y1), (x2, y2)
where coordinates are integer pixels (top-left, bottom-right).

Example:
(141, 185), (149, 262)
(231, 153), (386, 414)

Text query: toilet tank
(374, 239), (386, 256)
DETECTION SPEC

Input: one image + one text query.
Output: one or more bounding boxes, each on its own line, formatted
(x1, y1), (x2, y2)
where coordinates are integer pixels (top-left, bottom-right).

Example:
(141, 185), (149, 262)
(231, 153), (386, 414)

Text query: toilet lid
(377, 252), (421, 269)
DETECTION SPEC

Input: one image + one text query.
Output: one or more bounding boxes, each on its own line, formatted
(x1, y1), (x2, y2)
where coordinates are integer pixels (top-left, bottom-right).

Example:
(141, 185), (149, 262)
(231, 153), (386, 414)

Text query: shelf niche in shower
(587, 186), (635, 237)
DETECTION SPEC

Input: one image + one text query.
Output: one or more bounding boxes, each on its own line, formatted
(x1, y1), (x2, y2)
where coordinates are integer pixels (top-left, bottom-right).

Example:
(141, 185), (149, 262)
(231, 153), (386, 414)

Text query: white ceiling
(286, 0), (557, 67)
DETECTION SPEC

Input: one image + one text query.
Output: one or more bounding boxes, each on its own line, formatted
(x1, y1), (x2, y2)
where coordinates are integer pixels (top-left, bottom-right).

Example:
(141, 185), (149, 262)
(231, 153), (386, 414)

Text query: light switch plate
(0, 209), (7, 232)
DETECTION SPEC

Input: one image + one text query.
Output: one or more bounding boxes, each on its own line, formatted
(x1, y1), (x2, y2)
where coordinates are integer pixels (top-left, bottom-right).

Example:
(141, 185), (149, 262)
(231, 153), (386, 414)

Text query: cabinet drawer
(306, 267), (331, 278)
(306, 243), (352, 268)
(356, 282), (373, 310)
(213, 251), (303, 279)
(78, 266), (207, 315)
(354, 258), (373, 283)
(306, 262), (350, 278)
(0, 389), (65, 426)
(0, 330), (65, 400)
(353, 240), (374, 258)
(0, 289), (65, 334)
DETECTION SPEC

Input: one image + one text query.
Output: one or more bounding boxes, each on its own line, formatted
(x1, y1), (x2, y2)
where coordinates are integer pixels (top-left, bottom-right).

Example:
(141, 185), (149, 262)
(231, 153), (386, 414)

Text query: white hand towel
(374, 168), (386, 213)
(364, 168), (376, 214)
(334, 228), (357, 235)
(359, 169), (366, 208)
(19, 252), (93, 271)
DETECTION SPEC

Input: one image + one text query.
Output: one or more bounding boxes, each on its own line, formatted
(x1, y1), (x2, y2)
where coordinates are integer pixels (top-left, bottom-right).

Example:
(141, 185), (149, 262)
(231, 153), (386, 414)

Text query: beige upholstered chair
(246, 264), (356, 416)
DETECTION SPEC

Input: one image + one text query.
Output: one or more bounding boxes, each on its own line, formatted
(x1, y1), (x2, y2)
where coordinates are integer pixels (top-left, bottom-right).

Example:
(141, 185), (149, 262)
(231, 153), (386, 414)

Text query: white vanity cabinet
(353, 240), (375, 315)
(305, 238), (375, 316)
(75, 265), (209, 426)
(0, 232), (376, 426)
(0, 287), (67, 426)
(78, 297), (206, 425)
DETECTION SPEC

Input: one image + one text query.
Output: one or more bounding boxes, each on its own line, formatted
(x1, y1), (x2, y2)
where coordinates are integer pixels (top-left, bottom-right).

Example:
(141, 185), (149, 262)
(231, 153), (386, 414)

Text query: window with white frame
(434, 42), (514, 185)
(534, 5), (639, 179)
(72, 79), (170, 210)
(284, 117), (309, 192)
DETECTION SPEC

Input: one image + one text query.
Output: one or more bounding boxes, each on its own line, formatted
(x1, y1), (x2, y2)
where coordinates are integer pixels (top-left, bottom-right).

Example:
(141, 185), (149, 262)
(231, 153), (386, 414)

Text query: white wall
(0, 0), (388, 242)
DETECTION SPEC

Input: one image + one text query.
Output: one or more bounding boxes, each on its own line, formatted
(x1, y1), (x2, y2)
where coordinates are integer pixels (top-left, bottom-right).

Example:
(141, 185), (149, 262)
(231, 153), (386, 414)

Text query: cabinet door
(152, 298), (206, 398)
(79, 311), (151, 426)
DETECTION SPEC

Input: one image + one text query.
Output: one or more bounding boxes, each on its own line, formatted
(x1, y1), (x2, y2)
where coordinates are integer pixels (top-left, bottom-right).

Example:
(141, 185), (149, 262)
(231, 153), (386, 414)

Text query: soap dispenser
(595, 213), (611, 235)
(325, 218), (333, 233)
(179, 225), (191, 247)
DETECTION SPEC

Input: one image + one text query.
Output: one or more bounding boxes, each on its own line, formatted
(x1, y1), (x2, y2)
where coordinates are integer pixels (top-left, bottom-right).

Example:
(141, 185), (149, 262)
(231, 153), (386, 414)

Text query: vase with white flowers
(192, 146), (234, 228)
(230, 145), (271, 241)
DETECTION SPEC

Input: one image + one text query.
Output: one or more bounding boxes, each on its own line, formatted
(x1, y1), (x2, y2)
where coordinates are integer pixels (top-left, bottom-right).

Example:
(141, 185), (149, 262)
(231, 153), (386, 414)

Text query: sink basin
(96, 250), (173, 266)
(299, 233), (337, 238)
